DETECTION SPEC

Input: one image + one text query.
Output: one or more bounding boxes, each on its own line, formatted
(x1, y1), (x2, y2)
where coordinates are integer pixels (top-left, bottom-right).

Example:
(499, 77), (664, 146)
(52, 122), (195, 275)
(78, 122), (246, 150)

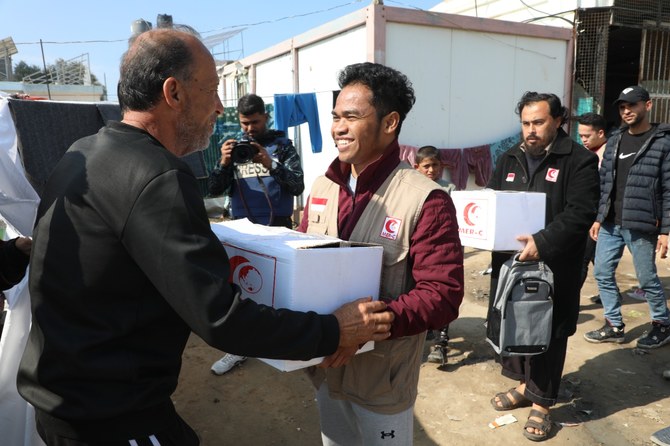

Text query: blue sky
(1, 0), (439, 101)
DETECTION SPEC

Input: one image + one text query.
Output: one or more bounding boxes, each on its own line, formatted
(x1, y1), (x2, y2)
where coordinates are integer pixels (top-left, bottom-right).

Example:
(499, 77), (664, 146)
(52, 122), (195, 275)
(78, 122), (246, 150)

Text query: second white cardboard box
(451, 190), (546, 251)
(210, 219), (382, 371)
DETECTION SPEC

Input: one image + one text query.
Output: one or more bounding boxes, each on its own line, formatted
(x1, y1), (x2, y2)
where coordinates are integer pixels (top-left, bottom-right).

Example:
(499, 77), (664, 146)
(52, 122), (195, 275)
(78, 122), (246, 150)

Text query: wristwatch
(270, 159), (279, 170)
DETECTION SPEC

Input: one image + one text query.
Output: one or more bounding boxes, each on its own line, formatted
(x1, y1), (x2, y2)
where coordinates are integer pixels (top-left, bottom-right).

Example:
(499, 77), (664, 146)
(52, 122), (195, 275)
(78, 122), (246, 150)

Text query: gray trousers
(316, 383), (414, 446)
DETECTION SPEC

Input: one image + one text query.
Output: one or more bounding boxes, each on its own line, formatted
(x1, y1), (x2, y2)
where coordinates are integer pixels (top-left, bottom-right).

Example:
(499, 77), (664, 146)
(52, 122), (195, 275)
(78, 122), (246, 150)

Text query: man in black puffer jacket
(584, 85), (670, 349)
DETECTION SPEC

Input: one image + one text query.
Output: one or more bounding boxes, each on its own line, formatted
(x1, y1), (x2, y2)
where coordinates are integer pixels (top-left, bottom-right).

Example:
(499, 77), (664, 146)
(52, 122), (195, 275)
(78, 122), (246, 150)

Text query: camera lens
(232, 142), (256, 164)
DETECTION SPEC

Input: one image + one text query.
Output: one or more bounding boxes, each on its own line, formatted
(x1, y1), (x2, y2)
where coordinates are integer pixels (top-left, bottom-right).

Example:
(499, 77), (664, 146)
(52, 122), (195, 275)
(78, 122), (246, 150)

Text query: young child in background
(414, 145), (455, 364)
(414, 145), (456, 194)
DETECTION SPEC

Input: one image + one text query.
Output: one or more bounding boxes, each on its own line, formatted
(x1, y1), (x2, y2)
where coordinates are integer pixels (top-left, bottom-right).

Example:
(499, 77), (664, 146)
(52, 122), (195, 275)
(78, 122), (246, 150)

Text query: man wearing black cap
(585, 85), (670, 348)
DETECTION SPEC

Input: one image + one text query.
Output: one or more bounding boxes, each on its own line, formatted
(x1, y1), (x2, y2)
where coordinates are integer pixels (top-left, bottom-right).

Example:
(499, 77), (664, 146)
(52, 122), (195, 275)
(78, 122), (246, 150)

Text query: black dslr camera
(231, 134), (259, 164)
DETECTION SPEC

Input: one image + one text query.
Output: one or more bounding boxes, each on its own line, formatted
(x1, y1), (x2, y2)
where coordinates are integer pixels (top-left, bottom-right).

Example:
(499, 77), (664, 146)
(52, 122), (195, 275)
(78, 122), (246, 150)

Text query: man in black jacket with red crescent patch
(487, 92), (599, 442)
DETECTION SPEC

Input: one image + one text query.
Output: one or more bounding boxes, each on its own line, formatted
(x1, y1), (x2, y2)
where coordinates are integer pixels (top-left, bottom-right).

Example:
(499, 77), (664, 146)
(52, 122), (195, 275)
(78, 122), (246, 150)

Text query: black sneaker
(637, 322), (670, 349)
(427, 346), (446, 364)
(427, 327), (449, 365)
(584, 322), (625, 344)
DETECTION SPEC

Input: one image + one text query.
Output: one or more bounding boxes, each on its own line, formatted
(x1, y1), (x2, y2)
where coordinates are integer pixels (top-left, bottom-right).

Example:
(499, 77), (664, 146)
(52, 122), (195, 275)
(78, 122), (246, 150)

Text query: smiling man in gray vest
(298, 62), (464, 446)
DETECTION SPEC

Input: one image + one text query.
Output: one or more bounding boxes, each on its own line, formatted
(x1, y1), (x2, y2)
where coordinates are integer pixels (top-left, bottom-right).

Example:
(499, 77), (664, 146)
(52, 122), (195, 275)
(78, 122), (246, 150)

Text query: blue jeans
(593, 223), (669, 326)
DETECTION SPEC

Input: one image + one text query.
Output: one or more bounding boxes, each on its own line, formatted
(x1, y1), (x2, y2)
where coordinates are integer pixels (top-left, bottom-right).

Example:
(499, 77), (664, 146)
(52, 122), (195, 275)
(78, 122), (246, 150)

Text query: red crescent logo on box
(229, 255), (263, 295)
(506, 173), (515, 182)
(380, 217), (402, 240)
(545, 168), (559, 182)
(463, 202), (480, 226)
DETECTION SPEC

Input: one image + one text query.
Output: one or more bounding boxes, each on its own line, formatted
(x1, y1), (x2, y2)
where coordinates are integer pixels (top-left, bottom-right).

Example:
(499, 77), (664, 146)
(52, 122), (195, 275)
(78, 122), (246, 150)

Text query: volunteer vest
(306, 163), (439, 414)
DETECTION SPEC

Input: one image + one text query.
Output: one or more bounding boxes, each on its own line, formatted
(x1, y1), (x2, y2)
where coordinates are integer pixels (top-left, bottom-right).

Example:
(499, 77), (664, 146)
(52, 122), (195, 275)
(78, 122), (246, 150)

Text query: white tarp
(0, 95), (45, 446)
(0, 95), (39, 237)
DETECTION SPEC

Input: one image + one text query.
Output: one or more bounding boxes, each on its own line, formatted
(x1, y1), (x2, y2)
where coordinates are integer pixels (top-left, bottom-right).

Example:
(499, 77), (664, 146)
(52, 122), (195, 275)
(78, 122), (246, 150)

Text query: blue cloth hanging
(273, 93), (322, 153)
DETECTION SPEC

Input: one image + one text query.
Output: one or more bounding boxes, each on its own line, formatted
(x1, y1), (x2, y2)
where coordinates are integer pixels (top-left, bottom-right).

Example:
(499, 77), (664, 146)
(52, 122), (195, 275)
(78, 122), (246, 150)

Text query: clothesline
(399, 132), (521, 190)
(220, 88), (336, 107)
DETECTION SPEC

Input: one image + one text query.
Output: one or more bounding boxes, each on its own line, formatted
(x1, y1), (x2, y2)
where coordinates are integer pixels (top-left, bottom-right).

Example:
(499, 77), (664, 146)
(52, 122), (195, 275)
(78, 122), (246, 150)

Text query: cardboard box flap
(295, 241), (381, 250)
(211, 218), (343, 249)
(211, 219), (383, 251)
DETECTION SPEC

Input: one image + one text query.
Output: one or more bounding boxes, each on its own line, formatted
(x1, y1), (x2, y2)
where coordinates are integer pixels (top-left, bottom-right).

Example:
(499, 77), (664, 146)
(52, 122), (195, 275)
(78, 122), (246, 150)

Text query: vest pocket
(379, 240), (409, 265)
(339, 337), (420, 407)
(307, 212), (329, 235)
(340, 346), (393, 405)
(378, 241), (410, 300)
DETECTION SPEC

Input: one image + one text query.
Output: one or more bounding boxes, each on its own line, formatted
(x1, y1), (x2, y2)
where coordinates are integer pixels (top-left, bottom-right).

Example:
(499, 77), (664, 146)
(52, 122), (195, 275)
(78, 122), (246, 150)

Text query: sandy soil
(173, 247), (670, 445)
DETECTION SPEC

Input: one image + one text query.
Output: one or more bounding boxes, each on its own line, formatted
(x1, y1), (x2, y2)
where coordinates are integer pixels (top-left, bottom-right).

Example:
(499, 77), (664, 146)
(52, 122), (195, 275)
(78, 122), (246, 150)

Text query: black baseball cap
(614, 85), (650, 105)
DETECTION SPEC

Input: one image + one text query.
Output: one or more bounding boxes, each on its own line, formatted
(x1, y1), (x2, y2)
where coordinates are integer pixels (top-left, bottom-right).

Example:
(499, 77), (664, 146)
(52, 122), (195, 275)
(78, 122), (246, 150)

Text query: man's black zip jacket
(487, 128), (599, 338)
(17, 121), (339, 440)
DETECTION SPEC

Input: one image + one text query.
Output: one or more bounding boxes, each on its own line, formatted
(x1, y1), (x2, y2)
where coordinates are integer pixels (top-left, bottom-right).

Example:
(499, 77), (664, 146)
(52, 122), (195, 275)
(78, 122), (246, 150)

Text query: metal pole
(40, 39), (51, 100)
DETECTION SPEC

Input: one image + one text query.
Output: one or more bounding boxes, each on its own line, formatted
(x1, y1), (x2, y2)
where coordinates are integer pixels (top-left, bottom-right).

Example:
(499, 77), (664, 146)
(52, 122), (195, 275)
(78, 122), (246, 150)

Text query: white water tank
(131, 19), (152, 37)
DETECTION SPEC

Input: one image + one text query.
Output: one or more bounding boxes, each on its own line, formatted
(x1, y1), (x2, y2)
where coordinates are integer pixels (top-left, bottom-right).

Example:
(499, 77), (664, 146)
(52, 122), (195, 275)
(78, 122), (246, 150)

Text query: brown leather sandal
(523, 408), (552, 442)
(490, 387), (532, 411)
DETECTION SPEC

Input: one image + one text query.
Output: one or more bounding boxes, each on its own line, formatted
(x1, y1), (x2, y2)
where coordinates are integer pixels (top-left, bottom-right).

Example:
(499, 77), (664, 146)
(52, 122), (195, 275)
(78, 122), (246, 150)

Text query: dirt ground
(173, 247), (670, 445)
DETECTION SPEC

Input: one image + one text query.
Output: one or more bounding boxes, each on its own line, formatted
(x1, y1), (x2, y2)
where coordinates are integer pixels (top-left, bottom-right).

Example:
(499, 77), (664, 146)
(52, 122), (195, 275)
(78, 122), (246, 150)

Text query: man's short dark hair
(337, 62), (415, 135)
(577, 112), (606, 132)
(118, 29), (195, 113)
(515, 91), (569, 126)
(416, 145), (440, 164)
(237, 94), (266, 116)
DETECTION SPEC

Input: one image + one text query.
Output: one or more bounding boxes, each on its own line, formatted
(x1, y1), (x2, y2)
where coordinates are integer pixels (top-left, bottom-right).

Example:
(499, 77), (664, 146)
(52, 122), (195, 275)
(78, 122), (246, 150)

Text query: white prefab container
(219, 3), (573, 198)
(210, 219), (382, 371)
(451, 190), (546, 251)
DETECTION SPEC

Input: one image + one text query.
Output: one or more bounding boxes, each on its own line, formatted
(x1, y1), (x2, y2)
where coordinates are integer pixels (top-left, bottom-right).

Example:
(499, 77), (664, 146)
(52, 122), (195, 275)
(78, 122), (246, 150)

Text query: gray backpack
(486, 254), (554, 356)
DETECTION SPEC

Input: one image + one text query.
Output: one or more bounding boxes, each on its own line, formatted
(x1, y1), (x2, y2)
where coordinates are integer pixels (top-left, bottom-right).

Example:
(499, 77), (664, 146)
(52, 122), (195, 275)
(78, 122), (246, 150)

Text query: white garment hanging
(0, 95), (45, 446)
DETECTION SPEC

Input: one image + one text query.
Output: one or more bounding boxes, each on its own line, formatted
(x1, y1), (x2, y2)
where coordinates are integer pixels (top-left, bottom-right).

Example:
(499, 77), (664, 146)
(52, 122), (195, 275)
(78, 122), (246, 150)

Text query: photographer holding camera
(208, 93), (305, 375)
(208, 94), (304, 229)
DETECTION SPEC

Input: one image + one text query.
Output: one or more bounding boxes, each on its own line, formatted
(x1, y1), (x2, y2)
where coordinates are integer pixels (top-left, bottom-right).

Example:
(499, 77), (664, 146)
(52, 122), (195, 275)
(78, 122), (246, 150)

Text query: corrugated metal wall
(575, 1), (670, 124)
(611, 0), (670, 28)
(640, 28), (670, 124)
(574, 8), (611, 115)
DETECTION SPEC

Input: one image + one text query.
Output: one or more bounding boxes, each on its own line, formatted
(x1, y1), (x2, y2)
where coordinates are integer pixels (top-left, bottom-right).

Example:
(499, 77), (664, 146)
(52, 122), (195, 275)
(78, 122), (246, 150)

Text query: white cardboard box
(451, 190), (546, 251)
(210, 219), (382, 371)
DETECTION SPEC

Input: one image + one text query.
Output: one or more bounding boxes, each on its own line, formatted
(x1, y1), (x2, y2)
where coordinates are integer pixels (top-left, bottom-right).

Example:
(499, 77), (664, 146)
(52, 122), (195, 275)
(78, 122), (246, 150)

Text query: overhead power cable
(13, 1), (370, 47)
